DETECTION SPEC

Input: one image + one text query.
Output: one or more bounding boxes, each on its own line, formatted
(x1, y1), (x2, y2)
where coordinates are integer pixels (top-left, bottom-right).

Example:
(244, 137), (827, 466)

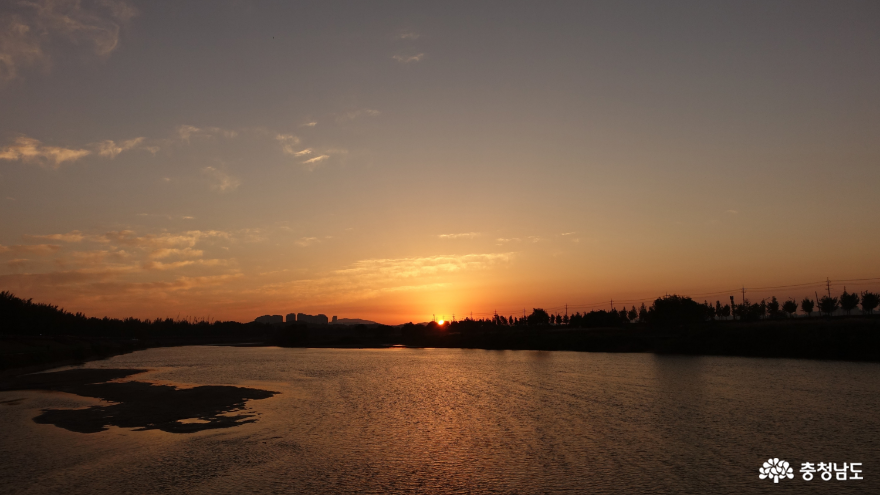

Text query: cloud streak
(275, 133), (301, 155)
(178, 125), (238, 142)
(295, 237), (320, 247)
(24, 230), (85, 242)
(97, 137), (150, 158)
(0, 244), (62, 256)
(336, 109), (380, 123)
(301, 154), (329, 170)
(438, 232), (480, 240)
(202, 166), (240, 192)
(0, 136), (90, 168)
(251, 253), (513, 306)
(0, 227), (249, 318)
(334, 253), (512, 280)
(393, 53), (425, 63)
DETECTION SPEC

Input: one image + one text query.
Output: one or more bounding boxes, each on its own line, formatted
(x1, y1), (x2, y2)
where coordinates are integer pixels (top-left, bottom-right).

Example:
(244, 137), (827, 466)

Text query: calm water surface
(1, 347), (878, 494)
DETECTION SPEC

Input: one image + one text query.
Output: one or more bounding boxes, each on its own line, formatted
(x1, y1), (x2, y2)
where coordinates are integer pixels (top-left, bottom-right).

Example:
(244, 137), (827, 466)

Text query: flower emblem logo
(759, 458), (794, 483)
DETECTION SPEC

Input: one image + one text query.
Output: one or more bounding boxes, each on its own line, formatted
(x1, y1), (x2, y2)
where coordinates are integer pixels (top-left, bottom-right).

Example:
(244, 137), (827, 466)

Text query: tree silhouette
(800, 297), (815, 318)
(627, 306), (638, 323)
(733, 299), (759, 321)
(782, 299), (798, 318)
(767, 297), (780, 318)
(720, 303), (731, 319)
(527, 308), (551, 326)
(818, 295), (839, 317)
(861, 291), (879, 315)
(839, 288), (859, 316)
(646, 295), (706, 326)
(638, 303), (648, 321)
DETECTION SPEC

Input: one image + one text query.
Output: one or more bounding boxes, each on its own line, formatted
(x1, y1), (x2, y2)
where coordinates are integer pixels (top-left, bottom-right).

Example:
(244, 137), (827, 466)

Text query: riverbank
(4, 317), (879, 378)
(277, 316), (880, 362)
(0, 335), (265, 378)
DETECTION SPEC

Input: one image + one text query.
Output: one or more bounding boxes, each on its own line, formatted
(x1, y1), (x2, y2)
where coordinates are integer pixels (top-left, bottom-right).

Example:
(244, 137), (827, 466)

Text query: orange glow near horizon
(1, 2), (879, 326)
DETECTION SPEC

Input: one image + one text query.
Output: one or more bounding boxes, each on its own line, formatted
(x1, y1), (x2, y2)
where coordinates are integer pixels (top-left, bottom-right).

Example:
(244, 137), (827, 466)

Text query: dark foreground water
(1, 347), (878, 494)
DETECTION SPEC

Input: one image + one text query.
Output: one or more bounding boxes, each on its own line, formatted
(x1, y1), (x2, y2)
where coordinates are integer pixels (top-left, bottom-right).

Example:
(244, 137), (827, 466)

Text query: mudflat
(0, 368), (278, 433)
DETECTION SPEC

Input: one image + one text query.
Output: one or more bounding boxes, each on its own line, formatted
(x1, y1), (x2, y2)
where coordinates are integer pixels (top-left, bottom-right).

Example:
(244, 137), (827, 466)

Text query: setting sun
(438, 320), (445, 325)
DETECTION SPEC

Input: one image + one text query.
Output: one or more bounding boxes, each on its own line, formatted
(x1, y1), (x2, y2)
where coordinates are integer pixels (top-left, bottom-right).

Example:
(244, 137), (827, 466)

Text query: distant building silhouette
(285, 313), (297, 323)
(332, 315), (338, 323)
(254, 315), (283, 324)
(296, 313), (329, 324)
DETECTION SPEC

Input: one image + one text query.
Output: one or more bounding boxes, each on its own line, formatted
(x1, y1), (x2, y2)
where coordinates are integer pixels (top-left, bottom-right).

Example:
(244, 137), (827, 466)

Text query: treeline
(0, 291), (259, 339)
(440, 290), (880, 331)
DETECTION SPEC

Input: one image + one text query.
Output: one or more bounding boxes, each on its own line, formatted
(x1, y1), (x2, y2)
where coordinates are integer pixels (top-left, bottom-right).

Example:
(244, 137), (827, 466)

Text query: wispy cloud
(293, 148), (312, 156)
(251, 253), (513, 305)
(336, 108), (381, 123)
(392, 53), (425, 63)
(295, 237), (320, 247)
(301, 122), (317, 127)
(24, 231), (85, 242)
(202, 166), (240, 192)
(142, 259), (228, 271)
(178, 125), (238, 142)
(0, 244), (62, 256)
(438, 232), (480, 240)
(560, 232), (575, 236)
(274, 133), (301, 156)
(397, 31), (420, 40)
(301, 154), (329, 170)
(147, 247), (204, 260)
(0, 0), (136, 81)
(97, 137), (150, 158)
(335, 253), (512, 280)
(0, 136), (90, 168)
(0, 228), (246, 315)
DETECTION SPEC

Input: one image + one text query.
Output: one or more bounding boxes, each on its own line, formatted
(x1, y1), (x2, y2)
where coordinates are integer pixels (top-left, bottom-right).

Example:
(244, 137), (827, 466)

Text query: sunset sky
(1, 1), (879, 324)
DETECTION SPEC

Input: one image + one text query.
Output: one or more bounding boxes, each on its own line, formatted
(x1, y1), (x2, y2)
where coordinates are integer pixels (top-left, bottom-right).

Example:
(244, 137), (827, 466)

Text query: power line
(441, 276), (880, 318)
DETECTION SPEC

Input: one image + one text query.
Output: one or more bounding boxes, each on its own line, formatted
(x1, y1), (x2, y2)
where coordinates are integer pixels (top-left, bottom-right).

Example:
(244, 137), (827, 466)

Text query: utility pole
(742, 286), (746, 306)
(730, 295), (736, 321)
(565, 304), (568, 317)
(826, 277), (832, 298)
(610, 298), (613, 311)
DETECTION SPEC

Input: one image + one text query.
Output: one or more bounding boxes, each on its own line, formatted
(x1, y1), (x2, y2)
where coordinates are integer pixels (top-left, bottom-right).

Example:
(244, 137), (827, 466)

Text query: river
(1, 346), (877, 493)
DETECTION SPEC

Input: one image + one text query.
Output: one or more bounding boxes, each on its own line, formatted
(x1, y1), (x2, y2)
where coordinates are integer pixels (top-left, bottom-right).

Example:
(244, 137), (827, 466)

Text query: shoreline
(0, 336), (266, 379)
(3, 317), (880, 377)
